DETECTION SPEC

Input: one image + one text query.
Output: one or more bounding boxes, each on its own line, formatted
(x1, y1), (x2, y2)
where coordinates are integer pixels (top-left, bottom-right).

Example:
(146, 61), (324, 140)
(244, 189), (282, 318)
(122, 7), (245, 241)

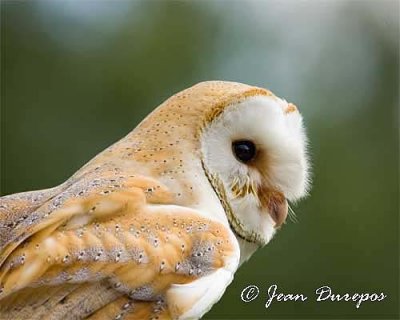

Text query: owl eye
(232, 140), (257, 163)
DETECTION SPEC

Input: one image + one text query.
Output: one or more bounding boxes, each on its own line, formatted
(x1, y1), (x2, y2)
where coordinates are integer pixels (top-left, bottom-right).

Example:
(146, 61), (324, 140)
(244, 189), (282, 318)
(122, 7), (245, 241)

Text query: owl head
(200, 92), (310, 248)
(101, 81), (310, 257)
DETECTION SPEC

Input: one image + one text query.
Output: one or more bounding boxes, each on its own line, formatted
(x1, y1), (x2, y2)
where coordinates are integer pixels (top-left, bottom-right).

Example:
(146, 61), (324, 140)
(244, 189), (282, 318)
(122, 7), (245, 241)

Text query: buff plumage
(0, 81), (309, 319)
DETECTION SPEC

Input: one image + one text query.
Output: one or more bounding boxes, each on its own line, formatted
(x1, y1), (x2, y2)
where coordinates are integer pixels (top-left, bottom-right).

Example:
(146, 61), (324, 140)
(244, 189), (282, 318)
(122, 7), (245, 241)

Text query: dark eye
(232, 140), (257, 163)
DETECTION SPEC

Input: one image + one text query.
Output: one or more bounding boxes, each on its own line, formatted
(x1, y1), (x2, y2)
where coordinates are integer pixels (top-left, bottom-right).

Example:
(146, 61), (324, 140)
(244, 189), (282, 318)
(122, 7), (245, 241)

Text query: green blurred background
(1, 0), (398, 319)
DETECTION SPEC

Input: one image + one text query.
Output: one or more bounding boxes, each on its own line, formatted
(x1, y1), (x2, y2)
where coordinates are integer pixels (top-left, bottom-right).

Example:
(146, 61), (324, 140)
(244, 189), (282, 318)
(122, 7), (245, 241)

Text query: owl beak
(268, 192), (288, 228)
(257, 186), (288, 228)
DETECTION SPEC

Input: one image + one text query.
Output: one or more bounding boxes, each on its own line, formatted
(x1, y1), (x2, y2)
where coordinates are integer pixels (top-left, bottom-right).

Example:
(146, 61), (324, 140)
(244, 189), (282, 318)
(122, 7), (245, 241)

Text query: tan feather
(0, 81), (277, 319)
(0, 168), (235, 319)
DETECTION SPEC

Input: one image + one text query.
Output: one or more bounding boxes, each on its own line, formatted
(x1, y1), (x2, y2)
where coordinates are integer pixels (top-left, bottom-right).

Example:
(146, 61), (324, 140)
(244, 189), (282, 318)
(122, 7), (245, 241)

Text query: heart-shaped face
(201, 94), (310, 249)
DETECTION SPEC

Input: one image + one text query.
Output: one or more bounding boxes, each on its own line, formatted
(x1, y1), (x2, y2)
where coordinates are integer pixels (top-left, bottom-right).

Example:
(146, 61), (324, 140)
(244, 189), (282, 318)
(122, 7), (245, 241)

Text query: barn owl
(0, 81), (309, 320)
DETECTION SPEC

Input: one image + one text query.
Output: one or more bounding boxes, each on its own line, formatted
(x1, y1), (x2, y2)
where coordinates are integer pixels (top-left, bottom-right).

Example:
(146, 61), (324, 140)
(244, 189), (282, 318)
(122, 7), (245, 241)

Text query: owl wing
(0, 171), (239, 319)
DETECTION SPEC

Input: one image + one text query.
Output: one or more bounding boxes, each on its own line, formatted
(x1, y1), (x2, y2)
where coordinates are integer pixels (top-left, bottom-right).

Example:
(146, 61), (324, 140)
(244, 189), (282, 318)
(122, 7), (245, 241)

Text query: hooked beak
(269, 195), (288, 229)
(267, 191), (288, 228)
(257, 185), (288, 228)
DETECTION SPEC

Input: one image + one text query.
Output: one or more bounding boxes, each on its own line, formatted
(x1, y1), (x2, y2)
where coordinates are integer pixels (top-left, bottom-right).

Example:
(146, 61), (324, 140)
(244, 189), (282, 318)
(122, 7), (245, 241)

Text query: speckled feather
(0, 81), (276, 319)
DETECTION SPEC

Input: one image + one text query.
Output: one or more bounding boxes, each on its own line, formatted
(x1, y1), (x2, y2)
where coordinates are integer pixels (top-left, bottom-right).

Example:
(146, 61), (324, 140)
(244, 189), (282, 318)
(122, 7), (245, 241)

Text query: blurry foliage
(0, 0), (398, 319)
